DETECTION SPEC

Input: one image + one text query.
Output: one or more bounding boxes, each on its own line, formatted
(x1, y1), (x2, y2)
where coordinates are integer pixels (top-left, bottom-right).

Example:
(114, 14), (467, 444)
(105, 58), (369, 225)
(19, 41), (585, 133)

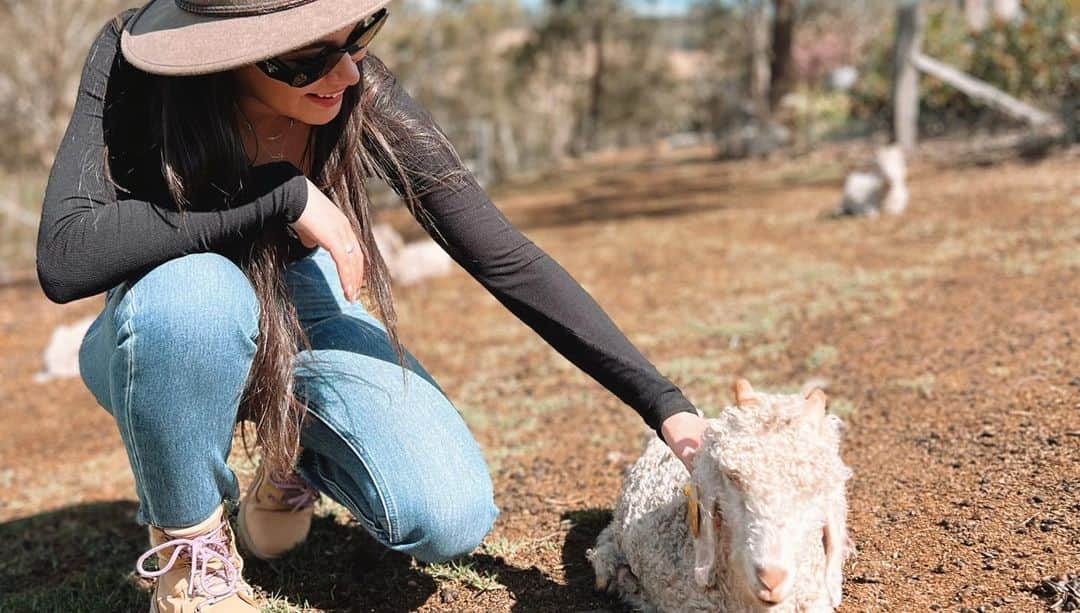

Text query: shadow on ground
(0, 502), (149, 611)
(0, 502), (622, 612)
(0, 502), (436, 611)
(456, 506), (621, 613)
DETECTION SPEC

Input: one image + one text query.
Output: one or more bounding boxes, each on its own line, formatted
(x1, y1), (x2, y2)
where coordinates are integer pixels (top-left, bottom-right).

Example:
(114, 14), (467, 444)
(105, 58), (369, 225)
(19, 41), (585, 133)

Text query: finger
(331, 244), (356, 301)
(681, 453), (694, 475)
(343, 239), (367, 301)
(343, 240), (363, 299)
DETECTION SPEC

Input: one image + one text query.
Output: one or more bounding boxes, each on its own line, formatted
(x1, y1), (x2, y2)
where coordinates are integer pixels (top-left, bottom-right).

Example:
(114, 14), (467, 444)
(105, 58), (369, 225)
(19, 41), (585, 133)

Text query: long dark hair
(106, 14), (469, 478)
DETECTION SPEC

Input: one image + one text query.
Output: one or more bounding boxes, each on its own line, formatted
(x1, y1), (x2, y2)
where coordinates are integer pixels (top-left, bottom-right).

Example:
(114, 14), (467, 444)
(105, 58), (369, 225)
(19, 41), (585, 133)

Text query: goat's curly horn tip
(805, 388), (828, 411)
(733, 378), (755, 404)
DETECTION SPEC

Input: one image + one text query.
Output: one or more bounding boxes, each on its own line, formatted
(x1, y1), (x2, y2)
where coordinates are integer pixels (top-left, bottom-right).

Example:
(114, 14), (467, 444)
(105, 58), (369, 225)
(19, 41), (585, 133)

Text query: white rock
(372, 223), (405, 261)
(372, 223), (453, 286)
(390, 240), (453, 286)
(35, 315), (96, 383)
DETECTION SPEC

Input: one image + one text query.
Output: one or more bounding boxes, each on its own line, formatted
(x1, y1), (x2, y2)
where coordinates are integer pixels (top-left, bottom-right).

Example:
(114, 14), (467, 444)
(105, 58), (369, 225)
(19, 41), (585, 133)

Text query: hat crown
(175, 0), (319, 17)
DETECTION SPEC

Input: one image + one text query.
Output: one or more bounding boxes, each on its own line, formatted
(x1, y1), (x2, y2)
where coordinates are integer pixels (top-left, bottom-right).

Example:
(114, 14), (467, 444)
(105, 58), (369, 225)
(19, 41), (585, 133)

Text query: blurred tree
(521, 0), (625, 152)
(747, 0), (771, 116)
(893, 0), (923, 149)
(515, 0), (682, 155)
(768, 0), (796, 110)
(851, 0), (1075, 136)
(0, 0), (128, 169)
(376, 0), (534, 182)
(696, 0), (890, 118)
(695, 0), (793, 122)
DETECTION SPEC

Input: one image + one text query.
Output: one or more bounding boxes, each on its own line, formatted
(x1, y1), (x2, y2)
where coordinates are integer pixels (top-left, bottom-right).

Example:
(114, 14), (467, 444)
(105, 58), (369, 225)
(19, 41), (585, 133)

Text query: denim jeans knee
(111, 252), (261, 345)
(385, 476), (499, 563)
(79, 252), (261, 528)
(299, 410), (499, 564)
(291, 344), (499, 564)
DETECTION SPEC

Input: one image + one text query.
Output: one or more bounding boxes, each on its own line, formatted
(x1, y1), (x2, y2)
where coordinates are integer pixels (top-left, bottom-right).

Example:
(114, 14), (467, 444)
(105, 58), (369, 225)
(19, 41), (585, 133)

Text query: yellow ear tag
(683, 484), (700, 538)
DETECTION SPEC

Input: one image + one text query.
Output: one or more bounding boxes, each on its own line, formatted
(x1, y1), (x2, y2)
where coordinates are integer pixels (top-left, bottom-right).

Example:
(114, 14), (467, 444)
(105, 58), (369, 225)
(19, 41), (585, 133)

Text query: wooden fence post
(892, 0), (923, 150)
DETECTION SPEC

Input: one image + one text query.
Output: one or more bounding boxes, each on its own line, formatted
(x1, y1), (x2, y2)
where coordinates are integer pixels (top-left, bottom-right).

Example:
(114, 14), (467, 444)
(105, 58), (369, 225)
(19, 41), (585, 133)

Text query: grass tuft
(827, 398), (857, 417)
(479, 536), (527, 559)
(420, 558), (504, 592)
(894, 374), (936, 399)
(805, 345), (839, 370)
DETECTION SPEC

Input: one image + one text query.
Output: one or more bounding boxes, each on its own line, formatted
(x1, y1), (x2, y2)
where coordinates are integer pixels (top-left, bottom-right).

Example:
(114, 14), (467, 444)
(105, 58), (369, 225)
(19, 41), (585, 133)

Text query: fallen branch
(911, 52), (1061, 128)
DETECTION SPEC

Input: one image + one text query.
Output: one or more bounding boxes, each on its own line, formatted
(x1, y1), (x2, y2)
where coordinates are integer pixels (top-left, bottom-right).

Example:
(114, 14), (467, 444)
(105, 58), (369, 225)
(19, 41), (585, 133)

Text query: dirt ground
(1, 142), (1077, 612)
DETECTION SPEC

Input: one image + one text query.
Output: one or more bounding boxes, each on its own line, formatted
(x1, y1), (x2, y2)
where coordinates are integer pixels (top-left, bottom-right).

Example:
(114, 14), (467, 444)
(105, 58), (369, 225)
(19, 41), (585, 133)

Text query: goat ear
(822, 500), (848, 608)
(733, 378), (757, 406)
(691, 484), (718, 589)
(804, 388), (827, 415)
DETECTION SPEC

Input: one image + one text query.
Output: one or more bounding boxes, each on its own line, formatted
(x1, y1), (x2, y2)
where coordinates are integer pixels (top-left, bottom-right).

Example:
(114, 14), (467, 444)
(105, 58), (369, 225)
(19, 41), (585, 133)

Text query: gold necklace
(262, 117), (295, 161)
(242, 115), (295, 163)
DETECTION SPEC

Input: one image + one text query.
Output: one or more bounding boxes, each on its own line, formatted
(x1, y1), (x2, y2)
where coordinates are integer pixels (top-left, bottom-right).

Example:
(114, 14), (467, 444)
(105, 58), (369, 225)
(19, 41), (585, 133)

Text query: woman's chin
(295, 107), (342, 126)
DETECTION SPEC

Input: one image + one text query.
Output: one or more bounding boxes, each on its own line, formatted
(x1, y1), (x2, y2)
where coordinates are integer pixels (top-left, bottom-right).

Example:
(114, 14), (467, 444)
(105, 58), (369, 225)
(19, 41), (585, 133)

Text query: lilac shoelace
(268, 470), (320, 512)
(136, 521), (240, 612)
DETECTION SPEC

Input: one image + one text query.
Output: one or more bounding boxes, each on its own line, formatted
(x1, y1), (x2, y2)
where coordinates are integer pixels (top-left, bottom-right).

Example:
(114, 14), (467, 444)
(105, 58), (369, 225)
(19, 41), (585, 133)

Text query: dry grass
(2, 142), (1077, 611)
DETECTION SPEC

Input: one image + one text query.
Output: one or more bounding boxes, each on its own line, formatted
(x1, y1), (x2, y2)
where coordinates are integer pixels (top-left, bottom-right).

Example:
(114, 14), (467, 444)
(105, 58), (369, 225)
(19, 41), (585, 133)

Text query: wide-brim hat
(120, 0), (393, 76)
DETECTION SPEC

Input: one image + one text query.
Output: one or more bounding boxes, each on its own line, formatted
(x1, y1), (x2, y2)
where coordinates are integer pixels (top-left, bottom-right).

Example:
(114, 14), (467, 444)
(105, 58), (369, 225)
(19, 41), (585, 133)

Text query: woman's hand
(661, 411), (709, 475)
(289, 178), (366, 302)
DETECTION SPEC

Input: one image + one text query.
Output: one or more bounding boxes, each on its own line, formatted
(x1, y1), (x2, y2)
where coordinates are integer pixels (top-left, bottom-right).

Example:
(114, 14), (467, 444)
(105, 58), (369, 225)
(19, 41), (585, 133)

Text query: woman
(36, 0), (708, 610)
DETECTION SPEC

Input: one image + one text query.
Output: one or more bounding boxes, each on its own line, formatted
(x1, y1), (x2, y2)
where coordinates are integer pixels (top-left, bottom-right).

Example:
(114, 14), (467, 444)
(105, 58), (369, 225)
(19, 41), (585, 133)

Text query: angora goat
(587, 379), (853, 612)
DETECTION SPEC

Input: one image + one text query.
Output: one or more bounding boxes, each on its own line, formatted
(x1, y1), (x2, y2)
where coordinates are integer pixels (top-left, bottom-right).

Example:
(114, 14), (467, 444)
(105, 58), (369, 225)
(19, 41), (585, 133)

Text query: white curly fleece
(587, 385), (853, 613)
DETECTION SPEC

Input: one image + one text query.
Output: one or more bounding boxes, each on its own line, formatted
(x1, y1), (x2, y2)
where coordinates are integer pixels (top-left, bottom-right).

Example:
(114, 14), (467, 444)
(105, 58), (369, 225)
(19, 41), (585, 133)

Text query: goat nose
(755, 565), (788, 591)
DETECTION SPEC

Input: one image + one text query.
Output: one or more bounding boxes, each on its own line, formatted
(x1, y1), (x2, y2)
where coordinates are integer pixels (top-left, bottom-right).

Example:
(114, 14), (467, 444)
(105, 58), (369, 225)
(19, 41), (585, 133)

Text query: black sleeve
(35, 14), (309, 304)
(364, 58), (698, 437)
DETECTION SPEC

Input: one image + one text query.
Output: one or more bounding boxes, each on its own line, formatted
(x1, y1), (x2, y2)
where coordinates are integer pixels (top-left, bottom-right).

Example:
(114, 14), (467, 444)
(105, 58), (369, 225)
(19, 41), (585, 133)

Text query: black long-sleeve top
(36, 9), (697, 436)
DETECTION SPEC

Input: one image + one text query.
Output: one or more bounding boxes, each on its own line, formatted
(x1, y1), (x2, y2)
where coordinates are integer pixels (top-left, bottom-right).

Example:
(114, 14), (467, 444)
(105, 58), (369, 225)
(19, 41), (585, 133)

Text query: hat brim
(120, 0), (393, 76)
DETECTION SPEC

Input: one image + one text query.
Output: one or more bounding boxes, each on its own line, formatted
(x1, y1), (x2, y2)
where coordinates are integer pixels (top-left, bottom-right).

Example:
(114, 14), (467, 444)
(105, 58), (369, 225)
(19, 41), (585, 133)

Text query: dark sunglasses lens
(266, 9), (389, 87)
(347, 9), (388, 49)
(302, 57), (339, 81)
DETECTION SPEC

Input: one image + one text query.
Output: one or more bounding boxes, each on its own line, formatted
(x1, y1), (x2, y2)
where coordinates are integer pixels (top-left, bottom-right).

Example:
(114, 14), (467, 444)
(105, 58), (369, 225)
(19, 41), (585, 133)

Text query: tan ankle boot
(137, 504), (259, 613)
(236, 463), (319, 560)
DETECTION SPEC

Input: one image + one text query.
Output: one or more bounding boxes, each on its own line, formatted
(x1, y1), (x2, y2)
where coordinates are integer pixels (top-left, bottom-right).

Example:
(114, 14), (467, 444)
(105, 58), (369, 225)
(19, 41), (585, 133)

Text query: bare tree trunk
(496, 115), (520, 179)
(472, 119), (495, 187)
(587, 18), (605, 150)
(768, 0), (795, 111)
(892, 0), (923, 150)
(748, 0), (771, 118)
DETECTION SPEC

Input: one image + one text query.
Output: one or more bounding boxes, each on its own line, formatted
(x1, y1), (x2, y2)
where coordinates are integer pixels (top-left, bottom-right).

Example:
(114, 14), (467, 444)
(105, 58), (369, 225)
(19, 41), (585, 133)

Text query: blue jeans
(77, 247), (498, 563)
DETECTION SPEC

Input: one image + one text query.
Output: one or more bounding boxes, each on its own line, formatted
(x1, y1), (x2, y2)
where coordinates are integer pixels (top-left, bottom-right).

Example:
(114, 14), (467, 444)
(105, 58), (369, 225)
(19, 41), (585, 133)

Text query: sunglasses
(255, 8), (389, 88)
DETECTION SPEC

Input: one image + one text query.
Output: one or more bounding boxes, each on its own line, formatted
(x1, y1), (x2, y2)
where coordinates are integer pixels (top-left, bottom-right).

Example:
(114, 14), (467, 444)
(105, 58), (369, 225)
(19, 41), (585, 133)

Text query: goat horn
(805, 388), (828, 413)
(733, 378), (756, 405)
